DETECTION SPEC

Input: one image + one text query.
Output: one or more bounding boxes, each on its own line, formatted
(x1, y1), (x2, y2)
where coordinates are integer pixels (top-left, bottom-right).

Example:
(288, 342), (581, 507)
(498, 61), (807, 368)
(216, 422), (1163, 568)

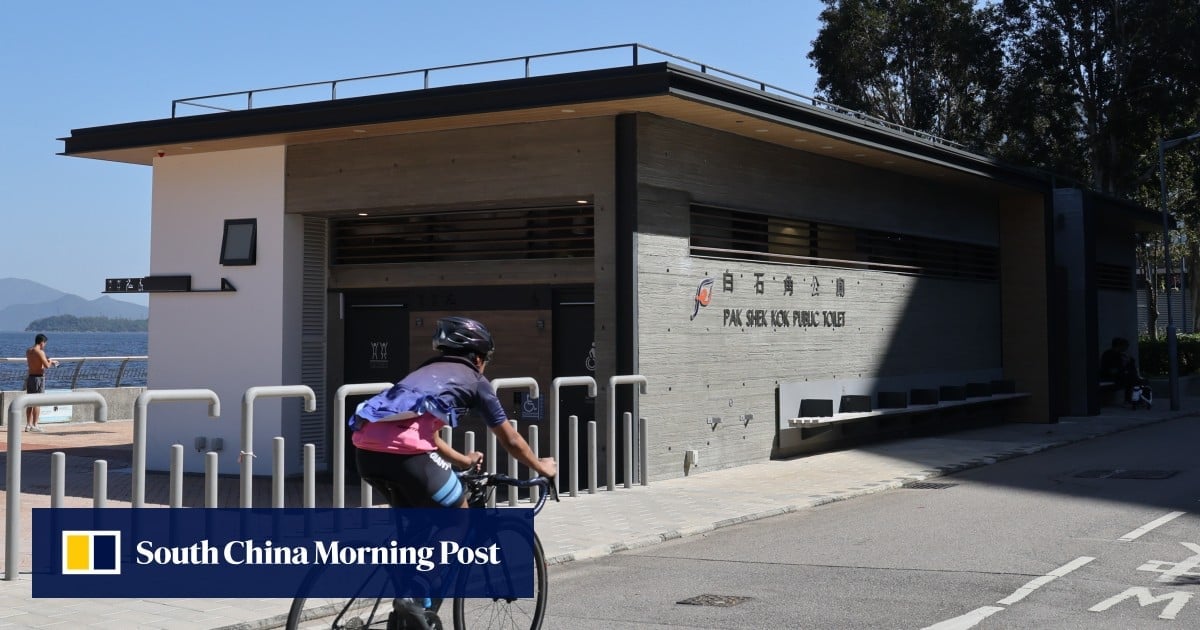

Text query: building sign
(690, 270), (848, 329)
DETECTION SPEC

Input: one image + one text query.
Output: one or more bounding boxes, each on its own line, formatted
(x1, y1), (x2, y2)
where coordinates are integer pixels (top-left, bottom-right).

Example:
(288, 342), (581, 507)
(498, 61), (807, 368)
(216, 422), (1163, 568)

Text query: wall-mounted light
(415, 317), (423, 327)
(536, 319), (545, 330)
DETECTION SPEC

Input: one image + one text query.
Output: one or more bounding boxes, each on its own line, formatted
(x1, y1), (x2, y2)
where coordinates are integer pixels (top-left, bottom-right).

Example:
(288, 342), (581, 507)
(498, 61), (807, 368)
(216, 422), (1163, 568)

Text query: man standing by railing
(24, 333), (59, 432)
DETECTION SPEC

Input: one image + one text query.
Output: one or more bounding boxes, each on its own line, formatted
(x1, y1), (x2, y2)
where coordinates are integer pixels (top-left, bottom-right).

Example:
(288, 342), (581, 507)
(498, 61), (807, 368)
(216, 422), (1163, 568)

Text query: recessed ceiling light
(794, 138), (808, 143)
(821, 145), (834, 150)
(357, 212), (369, 216)
(755, 129), (769, 133)
(575, 199), (588, 204)
(353, 129), (366, 134)
(181, 146), (193, 150)
(561, 108), (576, 113)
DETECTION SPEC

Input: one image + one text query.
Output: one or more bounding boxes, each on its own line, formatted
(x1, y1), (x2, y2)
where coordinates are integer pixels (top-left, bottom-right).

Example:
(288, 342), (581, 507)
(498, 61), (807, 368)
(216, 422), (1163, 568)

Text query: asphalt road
(542, 417), (1200, 629)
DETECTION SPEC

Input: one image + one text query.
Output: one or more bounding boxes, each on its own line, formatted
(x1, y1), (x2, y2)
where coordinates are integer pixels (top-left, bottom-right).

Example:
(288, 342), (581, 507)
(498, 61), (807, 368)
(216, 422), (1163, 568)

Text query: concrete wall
(0, 387), (143, 426)
(148, 146), (288, 474)
(635, 116), (1004, 479)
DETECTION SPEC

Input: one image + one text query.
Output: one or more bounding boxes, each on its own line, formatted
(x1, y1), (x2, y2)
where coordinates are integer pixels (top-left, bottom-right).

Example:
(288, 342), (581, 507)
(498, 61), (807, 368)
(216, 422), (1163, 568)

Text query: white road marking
(922, 557), (1095, 629)
(1089, 587), (1194, 620)
(920, 606), (1005, 630)
(1119, 511), (1185, 542)
(1138, 542), (1200, 583)
(997, 556), (1096, 605)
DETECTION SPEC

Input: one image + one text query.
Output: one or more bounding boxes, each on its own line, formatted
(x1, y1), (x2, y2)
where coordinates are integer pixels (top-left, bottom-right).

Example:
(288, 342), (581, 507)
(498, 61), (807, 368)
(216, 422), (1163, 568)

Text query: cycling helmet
(432, 316), (495, 362)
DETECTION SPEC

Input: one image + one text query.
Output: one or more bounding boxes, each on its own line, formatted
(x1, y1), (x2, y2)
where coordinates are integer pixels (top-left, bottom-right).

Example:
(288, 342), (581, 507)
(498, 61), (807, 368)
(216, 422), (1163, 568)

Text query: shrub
(1138, 334), (1200, 376)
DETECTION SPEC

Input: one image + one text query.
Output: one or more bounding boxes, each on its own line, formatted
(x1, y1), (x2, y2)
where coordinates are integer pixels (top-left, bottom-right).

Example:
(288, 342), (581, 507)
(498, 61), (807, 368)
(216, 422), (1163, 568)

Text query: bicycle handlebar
(458, 471), (559, 514)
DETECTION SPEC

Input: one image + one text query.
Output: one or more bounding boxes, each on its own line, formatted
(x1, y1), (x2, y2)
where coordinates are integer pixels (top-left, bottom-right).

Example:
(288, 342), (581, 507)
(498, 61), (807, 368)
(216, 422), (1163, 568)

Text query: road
(542, 417), (1200, 629)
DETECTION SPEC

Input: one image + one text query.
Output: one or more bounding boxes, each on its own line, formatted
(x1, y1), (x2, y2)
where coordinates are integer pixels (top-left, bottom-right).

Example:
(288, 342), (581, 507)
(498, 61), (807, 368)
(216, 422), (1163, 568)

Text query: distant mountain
(0, 279), (147, 332)
(0, 278), (67, 310)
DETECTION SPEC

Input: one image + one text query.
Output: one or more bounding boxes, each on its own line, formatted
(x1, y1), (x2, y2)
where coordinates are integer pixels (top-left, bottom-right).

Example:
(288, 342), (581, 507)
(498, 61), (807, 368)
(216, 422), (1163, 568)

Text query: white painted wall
(147, 146), (289, 476)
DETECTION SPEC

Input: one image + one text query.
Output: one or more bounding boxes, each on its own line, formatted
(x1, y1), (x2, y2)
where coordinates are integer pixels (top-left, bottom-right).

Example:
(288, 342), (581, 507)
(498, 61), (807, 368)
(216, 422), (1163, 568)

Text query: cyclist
(350, 316), (556, 628)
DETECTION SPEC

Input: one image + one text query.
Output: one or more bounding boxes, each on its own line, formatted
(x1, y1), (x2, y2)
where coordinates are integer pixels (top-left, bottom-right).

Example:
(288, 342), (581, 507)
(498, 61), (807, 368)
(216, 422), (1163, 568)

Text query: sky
(0, 1), (824, 305)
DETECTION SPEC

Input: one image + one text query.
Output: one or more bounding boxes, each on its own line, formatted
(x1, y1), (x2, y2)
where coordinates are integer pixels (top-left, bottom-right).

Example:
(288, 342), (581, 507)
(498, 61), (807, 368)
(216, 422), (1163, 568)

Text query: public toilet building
(61, 46), (1156, 483)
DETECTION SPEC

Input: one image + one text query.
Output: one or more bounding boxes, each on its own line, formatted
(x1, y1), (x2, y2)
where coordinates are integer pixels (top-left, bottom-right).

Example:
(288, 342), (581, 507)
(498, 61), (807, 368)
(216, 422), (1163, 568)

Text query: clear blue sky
(1, 1), (823, 305)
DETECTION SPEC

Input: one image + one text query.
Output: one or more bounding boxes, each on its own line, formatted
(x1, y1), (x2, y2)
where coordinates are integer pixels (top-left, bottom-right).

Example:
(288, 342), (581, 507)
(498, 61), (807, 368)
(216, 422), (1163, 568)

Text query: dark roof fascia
(662, 64), (1052, 192)
(61, 63), (676, 156)
(1078, 187), (1162, 231)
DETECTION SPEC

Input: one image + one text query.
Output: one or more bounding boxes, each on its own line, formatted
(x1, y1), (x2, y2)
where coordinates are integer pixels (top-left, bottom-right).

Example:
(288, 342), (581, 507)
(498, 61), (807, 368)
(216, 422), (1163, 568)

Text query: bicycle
(286, 470), (557, 630)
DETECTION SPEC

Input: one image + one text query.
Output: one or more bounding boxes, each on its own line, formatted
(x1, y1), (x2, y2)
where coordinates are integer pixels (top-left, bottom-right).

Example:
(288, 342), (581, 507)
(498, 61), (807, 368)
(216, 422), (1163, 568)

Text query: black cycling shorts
(355, 448), (464, 508)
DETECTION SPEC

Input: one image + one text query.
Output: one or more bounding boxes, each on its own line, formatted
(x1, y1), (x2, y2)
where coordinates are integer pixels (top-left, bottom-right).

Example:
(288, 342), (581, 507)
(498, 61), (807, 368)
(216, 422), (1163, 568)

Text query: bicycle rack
(548, 376), (597, 494)
(132, 389), (221, 508)
(240, 386), (315, 508)
(332, 382), (393, 508)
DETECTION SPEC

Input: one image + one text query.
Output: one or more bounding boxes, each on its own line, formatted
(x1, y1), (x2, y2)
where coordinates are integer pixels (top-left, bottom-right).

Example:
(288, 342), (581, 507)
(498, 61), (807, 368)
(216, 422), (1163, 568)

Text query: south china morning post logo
(61, 530), (121, 575)
(34, 508), (535, 598)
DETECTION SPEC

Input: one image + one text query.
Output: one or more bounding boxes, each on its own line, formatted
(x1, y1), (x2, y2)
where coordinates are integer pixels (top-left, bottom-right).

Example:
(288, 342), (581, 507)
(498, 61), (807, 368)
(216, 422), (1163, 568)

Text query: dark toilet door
(342, 302), (409, 483)
(552, 298), (595, 491)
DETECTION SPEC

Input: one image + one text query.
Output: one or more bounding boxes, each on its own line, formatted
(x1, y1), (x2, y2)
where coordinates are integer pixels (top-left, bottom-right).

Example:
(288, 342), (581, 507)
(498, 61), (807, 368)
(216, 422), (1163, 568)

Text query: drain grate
(677, 594), (753, 607)
(1073, 469), (1179, 480)
(904, 482), (958, 490)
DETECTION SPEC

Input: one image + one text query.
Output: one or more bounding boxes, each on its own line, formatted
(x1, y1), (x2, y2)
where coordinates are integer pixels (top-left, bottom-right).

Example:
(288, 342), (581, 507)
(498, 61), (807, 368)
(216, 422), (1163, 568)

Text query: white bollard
(93, 460), (107, 509)
(273, 437), (285, 508)
(51, 452), (65, 509)
(170, 445), (184, 508)
(588, 420), (597, 494)
(304, 444), (316, 508)
(508, 420), (519, 507)
(205, 452), (219, 508)
(623, 412), (633, 489)
(569, 415), (579, 497)
(528, 425), (540, 505)
(640, 417), (649, 486)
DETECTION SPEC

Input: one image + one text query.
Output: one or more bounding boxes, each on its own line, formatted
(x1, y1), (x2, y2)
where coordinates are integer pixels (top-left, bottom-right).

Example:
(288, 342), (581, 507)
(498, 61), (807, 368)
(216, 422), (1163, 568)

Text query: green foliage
(25, 315), (148, 333)
(1138, 333), (1200, 376)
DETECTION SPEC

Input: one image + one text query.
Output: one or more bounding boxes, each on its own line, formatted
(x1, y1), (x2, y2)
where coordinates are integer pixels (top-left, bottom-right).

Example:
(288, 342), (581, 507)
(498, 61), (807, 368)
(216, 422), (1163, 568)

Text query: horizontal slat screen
(690, 205), (999, 282)
(1096, 263), (1133, 291)
(332, 204), (593, 265)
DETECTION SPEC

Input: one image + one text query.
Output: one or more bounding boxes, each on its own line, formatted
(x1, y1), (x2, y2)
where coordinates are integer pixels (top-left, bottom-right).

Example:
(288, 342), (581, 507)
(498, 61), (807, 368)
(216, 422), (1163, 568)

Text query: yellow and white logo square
(62, 530), (121, 575)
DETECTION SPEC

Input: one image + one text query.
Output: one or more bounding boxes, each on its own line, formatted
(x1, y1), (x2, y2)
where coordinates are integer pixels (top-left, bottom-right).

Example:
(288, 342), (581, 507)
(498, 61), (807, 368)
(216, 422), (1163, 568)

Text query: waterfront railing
(0, 356), (148, 390)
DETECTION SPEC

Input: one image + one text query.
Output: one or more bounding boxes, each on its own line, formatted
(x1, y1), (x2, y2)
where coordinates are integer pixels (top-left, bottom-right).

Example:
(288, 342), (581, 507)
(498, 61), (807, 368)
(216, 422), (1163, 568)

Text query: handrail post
(7, 391), (106, 580)
(241, 386), (316, 508)
(132, 389), (220, 508)
(549, 376), (596, 493)
(70, 359), (85, 390)
(115, 358), (130, 387)
(333, 382), (393, 508)
(607, 375), (648, 491)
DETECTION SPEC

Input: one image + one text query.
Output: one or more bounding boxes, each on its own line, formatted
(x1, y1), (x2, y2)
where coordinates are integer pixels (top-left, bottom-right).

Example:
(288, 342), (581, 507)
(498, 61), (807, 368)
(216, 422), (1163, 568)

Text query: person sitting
(1098, 337), (1140, 404)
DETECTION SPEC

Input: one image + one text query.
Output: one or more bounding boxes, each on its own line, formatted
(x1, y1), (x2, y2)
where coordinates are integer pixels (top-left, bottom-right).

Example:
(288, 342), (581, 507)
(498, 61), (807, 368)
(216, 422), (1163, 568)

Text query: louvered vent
(331, 204), (594, 265)
(690, 204), (999, 282)
(299, 217), (328, 467)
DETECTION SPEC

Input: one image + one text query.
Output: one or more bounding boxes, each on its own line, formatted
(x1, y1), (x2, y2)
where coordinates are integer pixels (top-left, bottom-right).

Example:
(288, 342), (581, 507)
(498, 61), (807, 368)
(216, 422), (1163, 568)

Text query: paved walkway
(1, 400), (1196, 629)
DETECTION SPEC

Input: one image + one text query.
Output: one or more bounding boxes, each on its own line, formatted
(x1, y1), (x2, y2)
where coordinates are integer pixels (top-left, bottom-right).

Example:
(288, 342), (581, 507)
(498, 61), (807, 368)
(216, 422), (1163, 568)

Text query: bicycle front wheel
(286, 560), (394, 629)
(452, 533), (547, 630)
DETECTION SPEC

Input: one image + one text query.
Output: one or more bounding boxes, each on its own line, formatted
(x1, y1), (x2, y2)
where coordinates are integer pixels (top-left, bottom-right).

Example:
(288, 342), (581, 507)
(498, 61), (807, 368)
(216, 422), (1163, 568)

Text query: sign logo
(62, 530), (121, 575)
(690, 277), (715, 320)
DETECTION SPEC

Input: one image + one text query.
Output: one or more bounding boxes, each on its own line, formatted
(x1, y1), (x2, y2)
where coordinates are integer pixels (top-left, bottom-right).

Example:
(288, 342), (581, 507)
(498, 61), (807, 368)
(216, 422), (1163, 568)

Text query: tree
(808, 0), (1004, 149)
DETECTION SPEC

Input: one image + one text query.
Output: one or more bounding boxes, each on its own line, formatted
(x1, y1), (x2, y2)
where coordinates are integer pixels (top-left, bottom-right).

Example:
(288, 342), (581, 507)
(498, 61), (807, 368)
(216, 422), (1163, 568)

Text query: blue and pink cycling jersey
(351, 356), (507, 454)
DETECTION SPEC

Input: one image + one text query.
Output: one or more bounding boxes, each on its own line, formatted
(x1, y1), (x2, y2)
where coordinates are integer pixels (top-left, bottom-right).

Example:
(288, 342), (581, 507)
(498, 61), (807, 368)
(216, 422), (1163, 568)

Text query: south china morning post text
(32, 508), (536, 599)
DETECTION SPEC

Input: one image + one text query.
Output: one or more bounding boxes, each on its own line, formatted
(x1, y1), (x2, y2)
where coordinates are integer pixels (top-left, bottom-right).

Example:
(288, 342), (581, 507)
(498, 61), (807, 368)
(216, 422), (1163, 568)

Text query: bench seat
(788, 392), (1031, 427)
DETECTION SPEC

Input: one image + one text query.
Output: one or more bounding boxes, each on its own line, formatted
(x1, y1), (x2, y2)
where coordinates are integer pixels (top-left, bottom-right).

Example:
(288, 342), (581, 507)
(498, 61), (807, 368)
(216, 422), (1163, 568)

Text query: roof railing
(169, 43), (968, 152)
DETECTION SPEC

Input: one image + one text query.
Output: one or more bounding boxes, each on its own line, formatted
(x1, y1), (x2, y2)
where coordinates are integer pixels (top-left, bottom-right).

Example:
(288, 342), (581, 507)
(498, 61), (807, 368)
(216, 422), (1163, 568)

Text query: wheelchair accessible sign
(33, 508), (535, 598)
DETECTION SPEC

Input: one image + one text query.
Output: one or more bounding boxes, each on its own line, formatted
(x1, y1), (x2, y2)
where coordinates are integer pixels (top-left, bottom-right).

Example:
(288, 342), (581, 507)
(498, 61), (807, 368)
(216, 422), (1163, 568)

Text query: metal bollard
(607, 375), (648, 491)
(529, 425), (540, 505)
(640, 417), (649, 486)
(508, 420), (519, 507)
(568, 415), (579, 497)
(440, 426), (452, 446)
(51, 452), (65, 508)
(170, 445), (184, 508)
(304, 444), (315, 508)
(94, 460), (107, 509)
(623, 412), (633, 489)
(588, 420), (597, 494)
(205, 452), (219, 508)
(273, 437), (285, 508)
(241, 385), (316, 508)
(361, 480), (373, 508)
(486, 428), (498, 508)
(465, 431), (475, 458)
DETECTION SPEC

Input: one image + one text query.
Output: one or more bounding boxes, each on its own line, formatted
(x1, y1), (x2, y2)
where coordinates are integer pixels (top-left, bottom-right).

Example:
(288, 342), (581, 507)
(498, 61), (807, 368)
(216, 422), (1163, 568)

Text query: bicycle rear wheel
(452, 533), (547, 630)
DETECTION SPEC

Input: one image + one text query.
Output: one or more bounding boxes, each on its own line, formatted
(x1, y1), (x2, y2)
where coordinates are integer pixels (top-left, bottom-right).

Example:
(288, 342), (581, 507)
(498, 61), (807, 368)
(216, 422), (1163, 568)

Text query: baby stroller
(1130, 382), (1153, 410)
